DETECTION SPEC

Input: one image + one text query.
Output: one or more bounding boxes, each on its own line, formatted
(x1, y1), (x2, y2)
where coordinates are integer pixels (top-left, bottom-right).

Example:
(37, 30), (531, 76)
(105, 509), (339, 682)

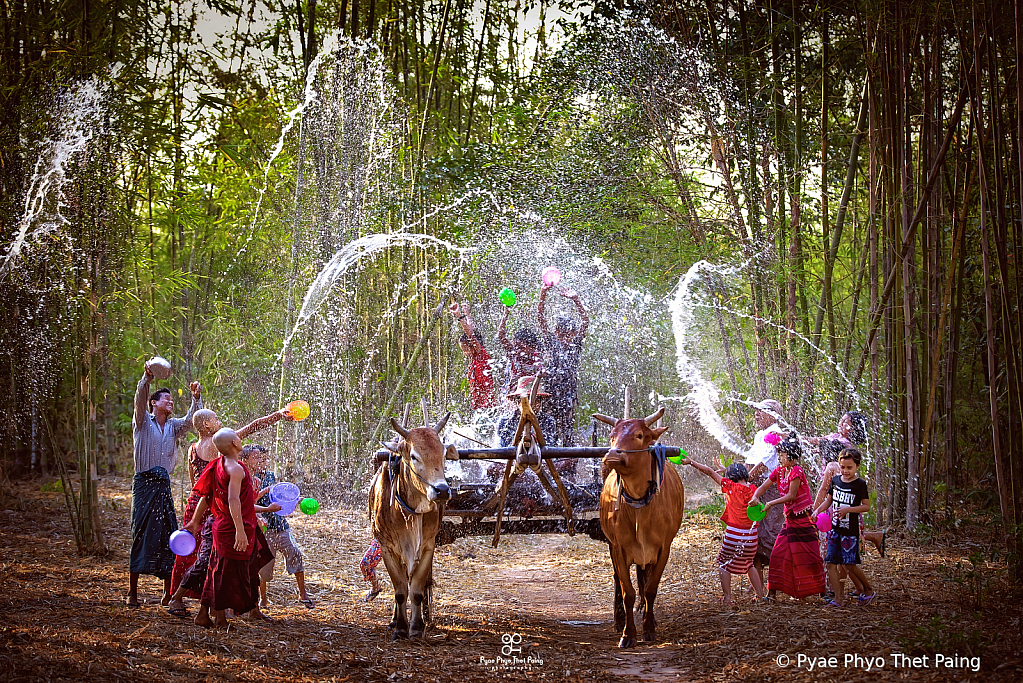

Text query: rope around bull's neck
(615, 443), (668, 509)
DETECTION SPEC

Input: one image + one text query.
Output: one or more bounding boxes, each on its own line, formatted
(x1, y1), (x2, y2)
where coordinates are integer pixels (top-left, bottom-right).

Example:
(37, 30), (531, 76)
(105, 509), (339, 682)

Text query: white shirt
(744, 424), (786, 473)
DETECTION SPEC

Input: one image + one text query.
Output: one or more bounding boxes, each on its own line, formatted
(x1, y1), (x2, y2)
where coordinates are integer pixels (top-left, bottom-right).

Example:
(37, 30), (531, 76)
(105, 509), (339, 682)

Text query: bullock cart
(373, 382), (682, 547)
(372, 443), (684, 546)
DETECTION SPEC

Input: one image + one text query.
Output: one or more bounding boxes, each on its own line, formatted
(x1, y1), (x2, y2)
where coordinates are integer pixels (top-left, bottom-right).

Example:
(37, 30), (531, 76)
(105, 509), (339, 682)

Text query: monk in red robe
(185, 427), (274, 627)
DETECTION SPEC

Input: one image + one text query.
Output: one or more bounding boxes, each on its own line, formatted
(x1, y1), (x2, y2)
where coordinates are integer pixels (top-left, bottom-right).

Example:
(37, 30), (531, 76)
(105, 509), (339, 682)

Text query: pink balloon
(816, 512), (832, 533)
(764, 432), (781, 446)
(541, 267), (562, 287)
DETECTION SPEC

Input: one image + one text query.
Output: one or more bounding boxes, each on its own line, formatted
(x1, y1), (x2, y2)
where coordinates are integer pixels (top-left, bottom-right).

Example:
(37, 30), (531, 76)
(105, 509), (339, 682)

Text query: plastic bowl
(285, 400), (310, 421)
(149, 356), (172, 379)
(541, 266), (562, 287)
(269, 482), (301, 516)
(169, 529), (196, 556)
(746, 503), (766, 522)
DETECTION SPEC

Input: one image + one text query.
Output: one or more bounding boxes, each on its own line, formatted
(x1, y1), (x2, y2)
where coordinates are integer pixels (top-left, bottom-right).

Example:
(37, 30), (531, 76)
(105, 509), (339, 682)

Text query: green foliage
(897, 616), (985, 658)
(687, 493), (725, 520)
(940, 550), (1004, 614)
(40, 479), (64, 493)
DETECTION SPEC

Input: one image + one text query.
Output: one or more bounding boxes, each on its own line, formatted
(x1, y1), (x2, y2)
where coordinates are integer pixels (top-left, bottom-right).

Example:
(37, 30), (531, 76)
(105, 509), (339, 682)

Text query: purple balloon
(169, 529), (196, 556)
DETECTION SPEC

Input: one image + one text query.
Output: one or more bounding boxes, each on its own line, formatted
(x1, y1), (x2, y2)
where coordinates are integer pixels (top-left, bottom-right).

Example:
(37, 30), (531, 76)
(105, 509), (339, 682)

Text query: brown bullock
(370, 413), (455, 639)
(596, 407), (684, 648)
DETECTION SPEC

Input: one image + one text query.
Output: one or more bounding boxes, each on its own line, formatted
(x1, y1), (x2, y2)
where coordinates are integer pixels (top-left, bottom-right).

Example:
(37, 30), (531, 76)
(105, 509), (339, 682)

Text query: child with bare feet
(166, 406), (293, 620)
(683, 459), (766, 605)
(242, 444), (315, 610)
(183, 428), (275, 628)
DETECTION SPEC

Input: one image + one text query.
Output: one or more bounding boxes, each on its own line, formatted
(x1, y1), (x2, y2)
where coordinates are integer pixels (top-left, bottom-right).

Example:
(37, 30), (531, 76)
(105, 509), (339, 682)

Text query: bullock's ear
(650, 425), (669, 441)
(592, 413), (619, 427)
(380, 440), (399, 453)
(444, 444), (460, 460)
(390, 417), (410, 439)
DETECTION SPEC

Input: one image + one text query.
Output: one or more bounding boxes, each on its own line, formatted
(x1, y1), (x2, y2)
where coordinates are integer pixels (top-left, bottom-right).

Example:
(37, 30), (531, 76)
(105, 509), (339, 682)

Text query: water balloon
(541, 266), (562, 287)
(816, 512), (832, 533)
(169, 529), (196, 556)
(499, 288), (517, 307)
(746, 503), (766, 522)
(284, 400), (310, 421)
(300, 498), (319, 515)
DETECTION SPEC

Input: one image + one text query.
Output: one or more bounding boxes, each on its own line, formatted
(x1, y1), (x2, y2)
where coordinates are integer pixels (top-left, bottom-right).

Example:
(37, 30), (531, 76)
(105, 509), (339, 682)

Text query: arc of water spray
(668, 259), (864, 457)
(276, 232), (476, 363)
(236, 32), (339, 256)
(668, 259), (750, 455)
(1, 77), (109, 277)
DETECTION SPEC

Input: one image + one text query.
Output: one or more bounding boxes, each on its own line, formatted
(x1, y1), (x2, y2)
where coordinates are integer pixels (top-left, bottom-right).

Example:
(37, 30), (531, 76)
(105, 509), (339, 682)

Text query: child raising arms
(684, 459), (766, 605)
(814, 448), (876, 607)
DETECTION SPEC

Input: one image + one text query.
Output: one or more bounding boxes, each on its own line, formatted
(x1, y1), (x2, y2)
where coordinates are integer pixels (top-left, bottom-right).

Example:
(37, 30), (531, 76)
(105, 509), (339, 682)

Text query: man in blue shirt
(127, 358), (202, 608)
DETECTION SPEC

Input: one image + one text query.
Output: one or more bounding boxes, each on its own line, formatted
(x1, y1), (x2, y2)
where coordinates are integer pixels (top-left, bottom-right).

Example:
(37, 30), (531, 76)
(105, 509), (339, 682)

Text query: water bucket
(269, 482), (301, 516)
(169, 529), (196, 556)
(816, 511), (832, 533)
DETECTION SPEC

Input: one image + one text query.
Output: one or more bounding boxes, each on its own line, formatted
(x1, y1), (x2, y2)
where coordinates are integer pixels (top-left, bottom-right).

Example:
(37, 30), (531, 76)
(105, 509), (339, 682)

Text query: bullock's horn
(528, 375), (542, 404)
(592, 413), (619, 427)
(433, 411), (451, 434)
(644, 407), (666, 426)
(390, 417), (410, 439)
(420, 397), (430, 426)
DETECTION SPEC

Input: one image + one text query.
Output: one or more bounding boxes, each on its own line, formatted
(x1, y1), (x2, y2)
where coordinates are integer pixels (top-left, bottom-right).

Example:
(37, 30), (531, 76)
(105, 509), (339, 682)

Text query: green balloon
(499, 288), (517, 307)
(668, 448), (687, 465)
(300, 498), (319, 515)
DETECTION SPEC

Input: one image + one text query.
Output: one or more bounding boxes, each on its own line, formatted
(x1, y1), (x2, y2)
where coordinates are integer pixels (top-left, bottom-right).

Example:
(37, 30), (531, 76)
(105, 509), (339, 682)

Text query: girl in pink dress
(750, 433), (826, 600)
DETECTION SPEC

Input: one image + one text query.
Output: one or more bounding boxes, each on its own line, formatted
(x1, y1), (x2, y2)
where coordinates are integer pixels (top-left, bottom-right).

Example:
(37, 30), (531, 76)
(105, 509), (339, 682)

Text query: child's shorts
(824, 531), (861, 565)
(259, 528), (305, 580)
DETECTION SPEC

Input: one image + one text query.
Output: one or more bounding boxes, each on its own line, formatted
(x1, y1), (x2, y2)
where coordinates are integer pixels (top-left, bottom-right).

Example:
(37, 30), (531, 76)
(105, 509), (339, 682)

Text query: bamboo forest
(0, 1), (1021, 681)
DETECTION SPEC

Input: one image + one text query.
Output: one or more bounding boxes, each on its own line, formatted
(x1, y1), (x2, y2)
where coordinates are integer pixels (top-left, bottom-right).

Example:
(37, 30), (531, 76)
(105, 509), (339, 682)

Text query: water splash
(278, 232), (475, 361)
(668, 259), (750, 455)
(1, 76), (111, 277)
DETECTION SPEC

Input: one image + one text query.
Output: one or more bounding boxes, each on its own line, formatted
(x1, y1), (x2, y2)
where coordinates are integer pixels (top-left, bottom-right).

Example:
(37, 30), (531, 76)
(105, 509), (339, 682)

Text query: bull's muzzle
(428, 482), (451, 502)
(603, 449), (626, 467)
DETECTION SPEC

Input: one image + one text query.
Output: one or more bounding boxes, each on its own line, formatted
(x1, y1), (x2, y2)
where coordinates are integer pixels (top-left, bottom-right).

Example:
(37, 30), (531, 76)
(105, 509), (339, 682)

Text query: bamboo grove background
(0, 0), (1021, 575)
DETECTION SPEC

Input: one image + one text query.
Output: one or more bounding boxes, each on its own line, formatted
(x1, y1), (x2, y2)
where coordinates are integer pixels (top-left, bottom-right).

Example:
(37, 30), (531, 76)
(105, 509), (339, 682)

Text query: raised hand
(190, 381), (202, 399)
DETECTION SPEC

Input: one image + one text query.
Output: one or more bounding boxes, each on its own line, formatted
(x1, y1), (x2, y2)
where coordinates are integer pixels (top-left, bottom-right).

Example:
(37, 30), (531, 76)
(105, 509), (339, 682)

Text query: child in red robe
(185, 427), (274, 627)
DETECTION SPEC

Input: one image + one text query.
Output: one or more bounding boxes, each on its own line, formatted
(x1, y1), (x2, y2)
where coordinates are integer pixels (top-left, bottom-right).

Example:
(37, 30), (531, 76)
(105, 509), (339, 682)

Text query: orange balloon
(285, 400), (310, 421)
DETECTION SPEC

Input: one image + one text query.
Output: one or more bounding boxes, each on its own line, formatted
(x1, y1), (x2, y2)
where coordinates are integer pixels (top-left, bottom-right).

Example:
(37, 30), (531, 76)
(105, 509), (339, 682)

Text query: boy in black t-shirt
(814, 448), (876, 607)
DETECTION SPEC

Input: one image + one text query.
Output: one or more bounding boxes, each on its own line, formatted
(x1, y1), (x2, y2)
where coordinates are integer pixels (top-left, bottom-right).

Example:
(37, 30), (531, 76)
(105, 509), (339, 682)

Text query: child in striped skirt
(684, 459), (766, 605)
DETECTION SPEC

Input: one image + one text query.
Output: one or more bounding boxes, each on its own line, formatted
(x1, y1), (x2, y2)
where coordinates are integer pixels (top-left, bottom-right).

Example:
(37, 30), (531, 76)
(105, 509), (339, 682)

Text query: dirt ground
(1, 474), (1020, 682)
